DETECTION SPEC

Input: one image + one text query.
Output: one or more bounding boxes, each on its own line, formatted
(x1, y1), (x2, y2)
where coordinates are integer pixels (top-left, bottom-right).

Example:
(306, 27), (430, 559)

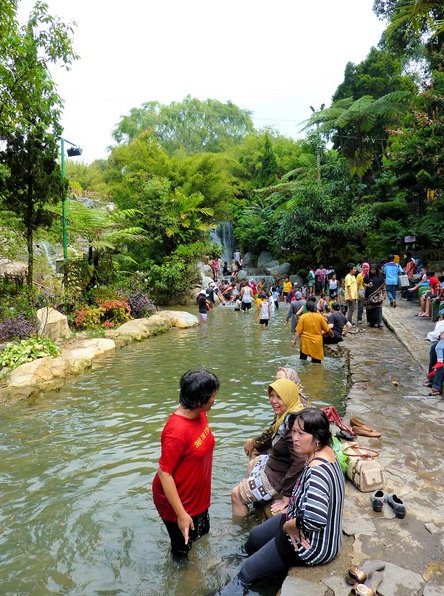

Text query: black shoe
(371, 490), (385, 512)
(386, 493), (406, 519)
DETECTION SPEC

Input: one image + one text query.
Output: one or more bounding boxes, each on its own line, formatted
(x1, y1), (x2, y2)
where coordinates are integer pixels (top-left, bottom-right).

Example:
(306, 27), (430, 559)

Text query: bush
(73, 299), (131, 330)
(127, 292), (157, 319)
(97, 299), (131, 325)
(0, 337), (59, 370)
(0, 315), (37, 341)
(73, 305), (103, 330)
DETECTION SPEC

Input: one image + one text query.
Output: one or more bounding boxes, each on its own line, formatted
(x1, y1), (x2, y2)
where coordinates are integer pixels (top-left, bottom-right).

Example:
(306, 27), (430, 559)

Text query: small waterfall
(209, 222), (235, 266)
(36, 240), (57, 272)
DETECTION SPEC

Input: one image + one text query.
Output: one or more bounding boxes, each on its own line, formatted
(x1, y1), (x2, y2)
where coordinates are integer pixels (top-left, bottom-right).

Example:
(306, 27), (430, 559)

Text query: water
(0, 306), (346, 595)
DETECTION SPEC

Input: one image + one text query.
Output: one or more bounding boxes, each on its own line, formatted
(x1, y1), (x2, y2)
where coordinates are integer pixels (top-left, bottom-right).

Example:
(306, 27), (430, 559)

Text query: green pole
(61, 138), (68, 259)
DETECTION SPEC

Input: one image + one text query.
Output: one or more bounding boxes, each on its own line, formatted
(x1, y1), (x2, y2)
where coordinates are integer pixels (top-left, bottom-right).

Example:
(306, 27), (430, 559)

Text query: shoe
(377, 324), (383, 329)
(386, 493), (406, 518)
(423, 380), (433, 387)
(429, 389), (441, 396)
(353, 571), (384, 596)
(336, 429), (356, 441)
(393, 300), (397, 308)
(346, 561), (386, 585)
(371, 490), (385, 512)
(389, 301), (393, 307)
(352, 425), (382, 438)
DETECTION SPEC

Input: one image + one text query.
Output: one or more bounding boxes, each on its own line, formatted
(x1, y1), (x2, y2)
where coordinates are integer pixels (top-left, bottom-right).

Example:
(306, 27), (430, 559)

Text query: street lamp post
(60, 138), (82, 259)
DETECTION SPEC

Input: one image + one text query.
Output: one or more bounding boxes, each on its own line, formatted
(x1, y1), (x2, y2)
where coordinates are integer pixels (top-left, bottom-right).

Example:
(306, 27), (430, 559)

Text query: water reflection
(0, 305), (346, 594)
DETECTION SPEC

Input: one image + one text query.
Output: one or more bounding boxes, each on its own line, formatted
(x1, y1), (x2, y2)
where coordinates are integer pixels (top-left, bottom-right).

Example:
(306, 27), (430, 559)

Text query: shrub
(0, 337), (59, 370)
(0, 315), (37, 341)
(73, 305), (103, 330)
(127, 292), (157, 319)
(97, 299), (131, 325)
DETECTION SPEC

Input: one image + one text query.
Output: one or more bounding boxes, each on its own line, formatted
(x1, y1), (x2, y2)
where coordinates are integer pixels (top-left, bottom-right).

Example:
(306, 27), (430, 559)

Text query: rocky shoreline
(0, 310), (199, 405)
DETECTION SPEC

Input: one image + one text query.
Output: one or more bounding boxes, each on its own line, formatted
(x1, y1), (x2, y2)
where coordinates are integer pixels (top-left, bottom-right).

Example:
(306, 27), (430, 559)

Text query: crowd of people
(154, 250), (444, 592)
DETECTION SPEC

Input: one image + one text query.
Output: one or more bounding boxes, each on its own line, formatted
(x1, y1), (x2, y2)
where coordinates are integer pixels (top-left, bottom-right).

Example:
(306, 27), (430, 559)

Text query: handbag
(397, 273), (410, 289)
(343, 443), (385, 492)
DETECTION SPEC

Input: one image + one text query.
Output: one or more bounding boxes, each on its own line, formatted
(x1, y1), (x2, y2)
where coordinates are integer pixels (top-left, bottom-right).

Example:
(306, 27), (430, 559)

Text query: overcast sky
(20, 0), (386, 163)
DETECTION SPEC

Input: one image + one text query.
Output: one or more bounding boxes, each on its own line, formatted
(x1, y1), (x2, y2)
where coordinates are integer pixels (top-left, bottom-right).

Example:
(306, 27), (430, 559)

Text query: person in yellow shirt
(344, 263), (358, 324)
(356, 262), (370, 324)
(282, 276), (293, 301)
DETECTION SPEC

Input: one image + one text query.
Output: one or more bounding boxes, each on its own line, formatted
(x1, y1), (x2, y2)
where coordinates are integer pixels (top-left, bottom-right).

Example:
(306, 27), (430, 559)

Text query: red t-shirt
(152, 411), (215, 522)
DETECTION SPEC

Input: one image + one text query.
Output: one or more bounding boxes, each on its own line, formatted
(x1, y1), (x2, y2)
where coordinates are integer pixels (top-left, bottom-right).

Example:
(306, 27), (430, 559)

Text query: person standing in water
(152, 370), (220, 556)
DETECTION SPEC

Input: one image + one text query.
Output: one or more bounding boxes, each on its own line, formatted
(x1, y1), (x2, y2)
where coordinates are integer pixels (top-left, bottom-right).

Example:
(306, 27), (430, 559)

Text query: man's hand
(177, 512), (194, 544)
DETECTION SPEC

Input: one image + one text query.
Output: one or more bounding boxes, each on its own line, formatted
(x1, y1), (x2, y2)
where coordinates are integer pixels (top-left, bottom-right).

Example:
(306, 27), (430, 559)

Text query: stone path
(281, 298), (444, 595)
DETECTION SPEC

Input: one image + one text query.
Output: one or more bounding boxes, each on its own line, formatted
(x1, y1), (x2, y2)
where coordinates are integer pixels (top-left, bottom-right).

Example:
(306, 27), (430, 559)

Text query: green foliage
(0, 336), (59, 370)
(112, 96), (254, 154)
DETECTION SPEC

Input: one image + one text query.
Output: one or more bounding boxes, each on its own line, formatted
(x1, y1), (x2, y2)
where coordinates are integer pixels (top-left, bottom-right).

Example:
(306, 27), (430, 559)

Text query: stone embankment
(281, 301), (444, 595)
(0, 310), (198, 405)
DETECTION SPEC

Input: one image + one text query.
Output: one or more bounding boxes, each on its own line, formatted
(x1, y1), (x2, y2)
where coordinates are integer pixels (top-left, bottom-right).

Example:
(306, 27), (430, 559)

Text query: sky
(20, 0), (387, 163)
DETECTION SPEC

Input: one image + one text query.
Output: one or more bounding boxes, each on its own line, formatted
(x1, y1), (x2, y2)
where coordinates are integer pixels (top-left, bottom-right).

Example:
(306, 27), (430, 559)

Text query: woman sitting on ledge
(220, 409), (344, 593)
(231, 379), (305, 517)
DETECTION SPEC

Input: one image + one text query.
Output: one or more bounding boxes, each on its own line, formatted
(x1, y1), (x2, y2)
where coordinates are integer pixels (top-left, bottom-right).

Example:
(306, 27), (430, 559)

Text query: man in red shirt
(152, 369), (219, 556)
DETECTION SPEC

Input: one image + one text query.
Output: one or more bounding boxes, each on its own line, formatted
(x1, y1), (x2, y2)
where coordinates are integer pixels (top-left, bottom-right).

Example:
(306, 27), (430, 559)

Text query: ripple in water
(0, 305), (347, 594)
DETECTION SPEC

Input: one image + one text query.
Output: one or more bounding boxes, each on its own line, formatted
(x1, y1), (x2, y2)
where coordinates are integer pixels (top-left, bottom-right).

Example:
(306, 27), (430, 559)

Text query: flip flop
(336, 429), (356, 441)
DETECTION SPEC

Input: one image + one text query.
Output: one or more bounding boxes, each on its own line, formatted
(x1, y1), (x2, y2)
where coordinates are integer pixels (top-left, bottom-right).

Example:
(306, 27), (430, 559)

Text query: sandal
(429, 389), (441, 396)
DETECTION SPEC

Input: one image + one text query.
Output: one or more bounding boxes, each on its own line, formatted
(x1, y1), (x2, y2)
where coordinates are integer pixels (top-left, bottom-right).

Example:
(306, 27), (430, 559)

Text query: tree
(0, 1), (77, 295)
(0, 127), (64, 290)
(112, 95), (255, 154)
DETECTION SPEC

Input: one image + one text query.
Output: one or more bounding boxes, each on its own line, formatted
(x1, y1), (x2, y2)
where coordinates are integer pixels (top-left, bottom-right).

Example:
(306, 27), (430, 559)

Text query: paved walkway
(281, 298), (444, 595)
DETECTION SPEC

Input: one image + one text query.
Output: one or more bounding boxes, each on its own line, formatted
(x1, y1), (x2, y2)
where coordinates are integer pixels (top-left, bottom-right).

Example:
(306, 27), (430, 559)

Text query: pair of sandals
(347, 560), (386, 595)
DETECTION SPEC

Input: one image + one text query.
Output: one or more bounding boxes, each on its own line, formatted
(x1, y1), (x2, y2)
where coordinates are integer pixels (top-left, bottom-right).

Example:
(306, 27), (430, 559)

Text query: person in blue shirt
(383, 255), (403, 307)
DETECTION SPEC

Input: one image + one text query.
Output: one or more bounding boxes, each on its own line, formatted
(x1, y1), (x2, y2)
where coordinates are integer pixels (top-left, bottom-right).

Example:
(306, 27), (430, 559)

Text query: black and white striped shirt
(286, 457), (344, 565)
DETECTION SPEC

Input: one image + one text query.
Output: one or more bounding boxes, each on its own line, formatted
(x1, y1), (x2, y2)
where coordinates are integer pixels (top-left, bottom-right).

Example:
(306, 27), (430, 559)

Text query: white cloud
(18, 0), (386, 162)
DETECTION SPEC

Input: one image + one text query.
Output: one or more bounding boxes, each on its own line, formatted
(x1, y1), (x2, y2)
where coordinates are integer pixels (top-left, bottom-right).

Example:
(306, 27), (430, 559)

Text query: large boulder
(263, 260), (280, 270)
(257, 251), (274, 268)
(290, 274), (304, 287)
(267, 263), (291, 277)
(236, 270), (248, 281)
(242, 252), (252, 267)
(37, 307), (71, 340)
(158, 310), (199, 328)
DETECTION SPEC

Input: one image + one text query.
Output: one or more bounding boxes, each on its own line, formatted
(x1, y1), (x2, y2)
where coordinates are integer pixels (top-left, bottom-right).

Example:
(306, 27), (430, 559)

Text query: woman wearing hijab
(364, 264), (386, 328)
(356, 262), (370, 324)
(231, 379), (305, 517)
(292, 302), (332, 363)
(244, 368), (310, 462)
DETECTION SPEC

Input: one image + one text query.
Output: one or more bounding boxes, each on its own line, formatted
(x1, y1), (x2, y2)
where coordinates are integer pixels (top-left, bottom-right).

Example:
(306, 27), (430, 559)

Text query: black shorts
(241, 302), (252, 311)
(259, 318), (269, 326)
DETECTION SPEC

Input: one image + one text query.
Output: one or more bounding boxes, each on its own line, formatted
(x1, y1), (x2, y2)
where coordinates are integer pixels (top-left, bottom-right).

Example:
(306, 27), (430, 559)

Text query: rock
(37, 307), (71, 340)
(201, 264), (213, 278)
(290, 274), (304, 287)
(236, 270), (248, 281)
(201, 275), (214, 288)
(242, 252), (252, 267)
(158, 311), (199, 328)
(378, 562), (424, 595)
(112, 320), (151, 341)
(280, 576), (326, 596)
(263, 260), (280, 270)
(267, 263), (291, 277)
(257, 250), (274, 268)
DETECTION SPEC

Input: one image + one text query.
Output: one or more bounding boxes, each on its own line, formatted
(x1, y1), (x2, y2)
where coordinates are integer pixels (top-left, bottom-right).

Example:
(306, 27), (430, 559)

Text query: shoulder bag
(343, 443), (385, 492)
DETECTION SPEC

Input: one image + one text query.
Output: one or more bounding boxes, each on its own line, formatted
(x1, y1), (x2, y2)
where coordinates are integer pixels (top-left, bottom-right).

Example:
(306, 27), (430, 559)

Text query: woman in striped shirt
(221, 409), (344, 591)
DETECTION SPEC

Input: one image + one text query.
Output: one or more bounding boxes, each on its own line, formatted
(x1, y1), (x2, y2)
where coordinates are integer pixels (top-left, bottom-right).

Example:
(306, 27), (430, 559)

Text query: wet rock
(112, 320), (151, 341)
(280, 576), (327, 595)
(236, 270), (248, 281)
(37, 307), (71, 340)
(263, 259), (279, 270)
